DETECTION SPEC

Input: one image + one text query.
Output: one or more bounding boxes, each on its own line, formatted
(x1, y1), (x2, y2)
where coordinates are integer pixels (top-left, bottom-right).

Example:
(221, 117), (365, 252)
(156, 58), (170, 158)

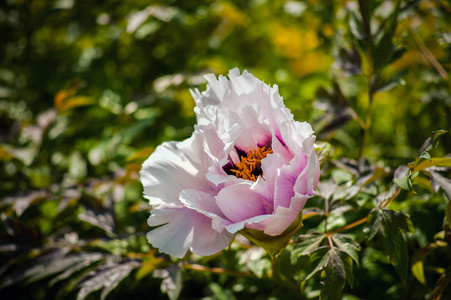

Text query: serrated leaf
(331, 233), (361, 265)
(77, 261), (140, 300)
(305, 247), (354, 300)
(49, 253), (104, 286)
(0, 250), (71, 289)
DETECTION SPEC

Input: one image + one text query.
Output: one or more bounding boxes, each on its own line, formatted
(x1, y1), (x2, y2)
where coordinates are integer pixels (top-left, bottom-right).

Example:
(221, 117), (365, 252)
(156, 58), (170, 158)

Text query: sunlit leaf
(394, 165), (414, 191)
(331, 233), (361, 265)
(291, 231), (325, 264)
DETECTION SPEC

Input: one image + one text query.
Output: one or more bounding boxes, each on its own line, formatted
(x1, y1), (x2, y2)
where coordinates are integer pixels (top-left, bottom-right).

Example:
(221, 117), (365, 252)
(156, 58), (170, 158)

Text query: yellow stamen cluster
(230, 147), (273, 181)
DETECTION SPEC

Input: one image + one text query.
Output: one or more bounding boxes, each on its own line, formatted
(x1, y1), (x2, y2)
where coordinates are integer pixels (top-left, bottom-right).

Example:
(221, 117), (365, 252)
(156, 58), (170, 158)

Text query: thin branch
(330, 216), (368, 234)
(183, 263), (257, 278)
(405, 22), (449, 80)
(329, 187), (402, 234)
(380, 187), (402, 209)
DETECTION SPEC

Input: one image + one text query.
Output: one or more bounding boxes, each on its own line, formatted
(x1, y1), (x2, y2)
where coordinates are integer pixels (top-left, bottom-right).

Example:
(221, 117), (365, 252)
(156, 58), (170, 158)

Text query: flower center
(229, 147), (273, 181)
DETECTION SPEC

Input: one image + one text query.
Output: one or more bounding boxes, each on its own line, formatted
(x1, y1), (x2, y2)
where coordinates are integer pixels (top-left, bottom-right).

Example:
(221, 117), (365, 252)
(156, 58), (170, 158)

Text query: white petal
(147, 205), (233, 258)
(140, 131), (215, 206)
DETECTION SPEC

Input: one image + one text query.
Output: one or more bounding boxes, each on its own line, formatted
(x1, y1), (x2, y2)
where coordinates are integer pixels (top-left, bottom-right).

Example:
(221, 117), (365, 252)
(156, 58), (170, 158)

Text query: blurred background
(0, 0), (450, 299)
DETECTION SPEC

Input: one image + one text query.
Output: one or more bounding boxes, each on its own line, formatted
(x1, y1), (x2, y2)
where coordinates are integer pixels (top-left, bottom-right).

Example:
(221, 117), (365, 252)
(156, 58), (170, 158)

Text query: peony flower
(140, 68), (320, 258)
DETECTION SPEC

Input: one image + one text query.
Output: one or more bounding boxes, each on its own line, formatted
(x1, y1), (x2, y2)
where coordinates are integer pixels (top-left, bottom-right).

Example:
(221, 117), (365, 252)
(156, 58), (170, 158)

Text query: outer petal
(140, 131), (215, 206)
(147, 206), (233, 258)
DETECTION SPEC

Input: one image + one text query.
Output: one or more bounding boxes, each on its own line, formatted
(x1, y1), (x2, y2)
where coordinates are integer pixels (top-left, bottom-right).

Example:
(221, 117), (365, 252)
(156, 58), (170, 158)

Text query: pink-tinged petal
(271, 133), (292, 164)
(224, 214), (272, 233)
(262, 194), (310, 236)
(294, 147), (320, 196)
(273, 154), (307, 209)
(215, 182), (273, 223)
(179, 188), (227, 221)
(277, 120), (314, 156)
(147, 206), (233, 258)
(140, 132), (215, 206)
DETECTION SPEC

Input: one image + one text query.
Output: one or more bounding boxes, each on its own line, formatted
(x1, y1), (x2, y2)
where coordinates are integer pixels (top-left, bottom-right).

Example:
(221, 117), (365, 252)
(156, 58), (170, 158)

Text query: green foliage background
(0, 0), (450, 299)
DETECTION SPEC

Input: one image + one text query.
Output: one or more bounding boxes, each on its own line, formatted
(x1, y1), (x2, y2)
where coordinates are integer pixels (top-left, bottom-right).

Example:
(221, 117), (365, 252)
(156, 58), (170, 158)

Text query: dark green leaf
(381, 216), (409, 282)
(372, 1), (401, 71)
(364, 208), (383, 242)
(305, 246), (354, 299)
(305, 246), (331, 280)
(77, 261), (140, 300)
(365, 208), (414, 282)
(331, 233), (361, 265)
(291, 231), (325, 264)
(320, 251), (346, 300)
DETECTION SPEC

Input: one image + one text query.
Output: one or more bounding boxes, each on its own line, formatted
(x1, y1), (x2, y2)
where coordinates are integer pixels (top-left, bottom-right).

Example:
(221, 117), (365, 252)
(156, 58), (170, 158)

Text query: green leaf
(365, 208), (415, 282)
(305, 246), (354, 299)
(417, 130), (448, 159)
(411, 241), (447, 286)
(365, 208), (383, 242)
(291, 231), (325, 264)
(316, 141), (332, 167)
(381, 216), (409, 282)
(372, 0), (400, 71)
(239, 248), (271, 278)
(331, 233), (361, 265)
(321, 251), (347, 300)
(394, 165), (414, 191)
(240, 212), (303, 261)
(411, 157), (451, 173)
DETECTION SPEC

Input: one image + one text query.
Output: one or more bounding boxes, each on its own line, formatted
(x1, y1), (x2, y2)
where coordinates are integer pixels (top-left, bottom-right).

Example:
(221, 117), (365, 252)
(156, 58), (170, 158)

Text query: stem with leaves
(329, 186), (402, 234)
